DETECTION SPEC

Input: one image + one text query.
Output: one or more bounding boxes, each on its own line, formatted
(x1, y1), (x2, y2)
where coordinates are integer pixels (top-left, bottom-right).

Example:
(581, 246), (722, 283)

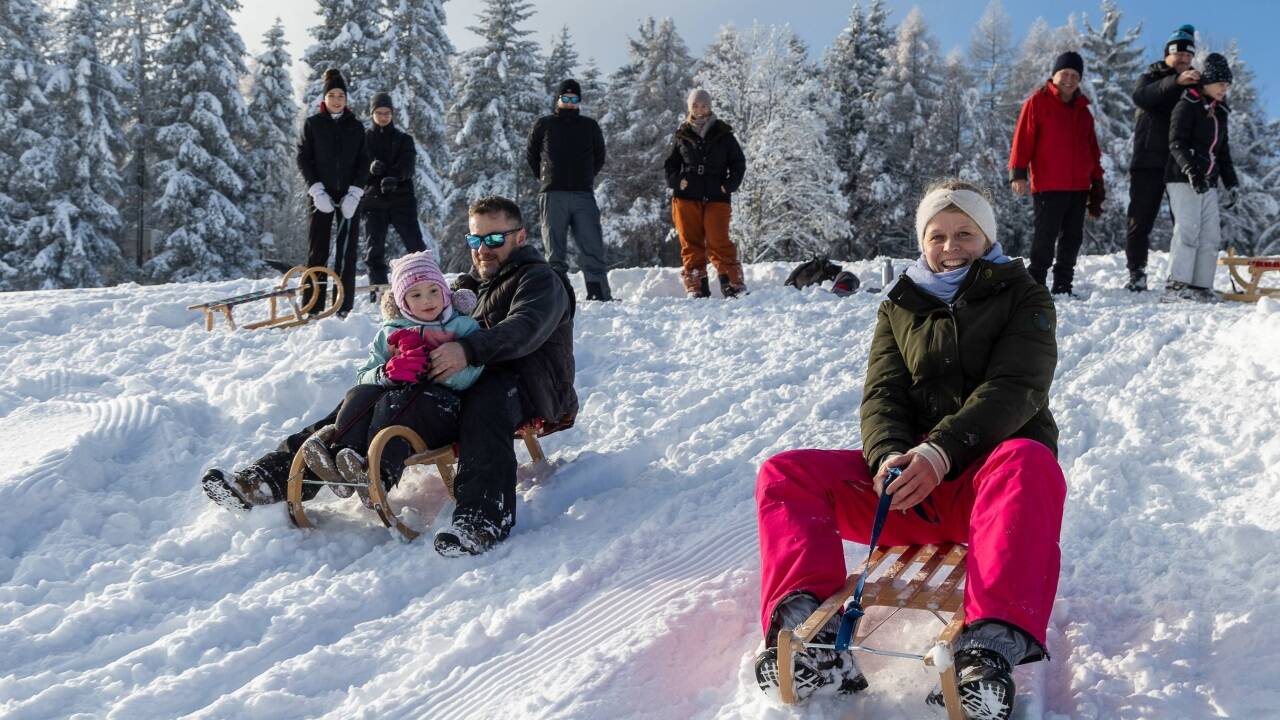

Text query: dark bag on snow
(785, 255), (843, 290)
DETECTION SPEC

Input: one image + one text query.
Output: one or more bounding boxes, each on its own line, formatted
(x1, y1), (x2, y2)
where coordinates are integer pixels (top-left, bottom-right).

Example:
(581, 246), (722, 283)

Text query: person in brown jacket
(664, 88), (747, 298)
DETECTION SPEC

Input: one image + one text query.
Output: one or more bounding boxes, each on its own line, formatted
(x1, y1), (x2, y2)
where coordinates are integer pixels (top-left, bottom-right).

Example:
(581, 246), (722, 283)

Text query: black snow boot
(585, 280), (615, 302)
(434, 507), (510, 557)
(201, 466), (278, 511)
(926, 647), (1016, 719)
(753, 591), (868, 701)
(1124, 269), (1147, 292)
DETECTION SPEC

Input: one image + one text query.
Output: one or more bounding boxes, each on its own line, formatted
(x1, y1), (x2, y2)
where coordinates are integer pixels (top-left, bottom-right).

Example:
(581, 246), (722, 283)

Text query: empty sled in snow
(1219, 249), (1280, 303)
(773, 543), (970, 719)
(187, 265), (344, 331)
(285, 420), (556, 542)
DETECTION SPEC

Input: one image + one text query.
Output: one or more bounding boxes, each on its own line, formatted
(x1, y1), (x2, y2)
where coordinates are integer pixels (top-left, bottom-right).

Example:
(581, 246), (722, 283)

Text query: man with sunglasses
(526, 79), (613, 301)
(427, 196), (578, 556)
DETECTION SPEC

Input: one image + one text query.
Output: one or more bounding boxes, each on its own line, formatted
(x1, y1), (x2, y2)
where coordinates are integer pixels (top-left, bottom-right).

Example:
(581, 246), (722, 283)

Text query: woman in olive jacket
(296, 68), (369, 315)
(753, 181), (1066, 720)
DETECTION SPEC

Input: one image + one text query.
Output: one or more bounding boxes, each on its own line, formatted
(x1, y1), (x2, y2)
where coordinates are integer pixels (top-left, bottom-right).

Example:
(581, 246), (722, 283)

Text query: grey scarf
(688, 112), (716, 138)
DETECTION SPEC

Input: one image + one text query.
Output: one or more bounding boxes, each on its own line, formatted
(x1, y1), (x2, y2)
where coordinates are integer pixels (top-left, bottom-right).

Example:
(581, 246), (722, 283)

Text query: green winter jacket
(860, 258), (1059, 478)
(355, 292), (484, 392)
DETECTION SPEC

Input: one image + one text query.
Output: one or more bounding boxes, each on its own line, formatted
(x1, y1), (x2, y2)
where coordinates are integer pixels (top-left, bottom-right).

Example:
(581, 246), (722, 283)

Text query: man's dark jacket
(860, 259), (1059, 477)
(296, 108), (369, 198)
(363, 122), (417, 209)
(526, 108), (606, 193)
(664, 120), (747, 204)
(1130, 61), (1183, 172)
(458, 245), (578, 427)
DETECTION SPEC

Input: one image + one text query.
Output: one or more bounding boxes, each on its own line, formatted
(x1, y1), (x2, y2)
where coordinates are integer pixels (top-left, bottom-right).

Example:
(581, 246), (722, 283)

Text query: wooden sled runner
(776, 543), (969, 719)
(1219, 248), (1280, 303)
(286, 422), (549, 542)
(188, 265), (344, 331)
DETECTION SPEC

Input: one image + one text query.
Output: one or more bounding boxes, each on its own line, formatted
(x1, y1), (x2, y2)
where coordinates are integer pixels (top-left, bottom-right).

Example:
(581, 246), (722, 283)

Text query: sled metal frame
(776, 543), (968, 720)
(285, 422), (547, 542)
(188, 265), (344, 331)
(1219, 248), (1280, 303)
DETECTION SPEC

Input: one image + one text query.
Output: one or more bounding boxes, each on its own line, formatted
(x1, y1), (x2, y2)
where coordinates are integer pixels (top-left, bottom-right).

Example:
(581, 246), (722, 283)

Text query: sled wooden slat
(188, 265), (343, 331)
(777, 543), (968, 719)
(1219, 248), (1280, 303)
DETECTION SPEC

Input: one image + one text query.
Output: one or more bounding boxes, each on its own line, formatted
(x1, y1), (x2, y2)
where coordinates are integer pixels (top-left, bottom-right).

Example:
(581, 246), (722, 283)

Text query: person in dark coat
(201, 197), (578, 560)
(425, 196), (577, 556)
(1125, 24), (1200, 291)
(296, 68), (369, 315)
(362, 92), (427, 291)
(526, 79), (612, 301)
(1008, 51), (1104, 297)
(664, 88), (747, 298)
(1163, 53), (1238, 302)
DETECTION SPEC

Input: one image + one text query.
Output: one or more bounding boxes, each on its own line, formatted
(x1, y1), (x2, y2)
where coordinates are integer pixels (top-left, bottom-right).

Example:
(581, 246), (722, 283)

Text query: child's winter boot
(301, 424), (341, 487)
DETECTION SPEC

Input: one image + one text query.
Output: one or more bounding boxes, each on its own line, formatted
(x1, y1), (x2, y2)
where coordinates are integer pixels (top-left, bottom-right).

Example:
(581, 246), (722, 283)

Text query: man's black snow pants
(451, 369), (525, 535)
(1125, 169), (1169, 274)
(363, 201), (426, 286)
(1029, 190), (1087, 291)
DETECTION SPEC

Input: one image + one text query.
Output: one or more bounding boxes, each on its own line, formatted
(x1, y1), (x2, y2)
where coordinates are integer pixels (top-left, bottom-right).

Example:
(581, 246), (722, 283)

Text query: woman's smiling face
(923, 209), (989, 273)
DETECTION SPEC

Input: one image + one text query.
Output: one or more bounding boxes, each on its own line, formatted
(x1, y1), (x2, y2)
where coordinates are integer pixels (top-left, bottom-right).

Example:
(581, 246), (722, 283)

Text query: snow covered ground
(1, 252), (1277, 720)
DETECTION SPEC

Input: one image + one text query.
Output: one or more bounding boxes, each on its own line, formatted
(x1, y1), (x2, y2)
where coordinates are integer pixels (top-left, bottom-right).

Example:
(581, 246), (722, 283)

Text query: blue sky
(233, 0), (1278, 117)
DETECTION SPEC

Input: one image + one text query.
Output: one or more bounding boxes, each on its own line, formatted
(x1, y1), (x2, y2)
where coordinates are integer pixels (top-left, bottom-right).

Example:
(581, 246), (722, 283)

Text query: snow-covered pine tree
(856, 7), (941, 257)
(385, 0), (454, 257)
(104, 0), (162, 269)
(0, 0), (56, 288)
(699, 24), (846, 261)
(302, 0), (386, 114)
(1217, 42), (1280, 256)
(597, 17), (693, 267)
(16, 0), (131, 290)
(440, 0), (544, 271)
(579, 57), (606, 102)
(1008, 16), (1082, 103)
(145, 0), (261, 282)
(1082, 0), (1144, 254)
(927, 49), (979, 181)
(246, 19), (296, 261)
(542, 24), (579, 100)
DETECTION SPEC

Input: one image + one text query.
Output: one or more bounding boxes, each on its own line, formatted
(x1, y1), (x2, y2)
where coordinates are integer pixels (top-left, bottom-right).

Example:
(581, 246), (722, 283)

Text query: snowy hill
(1, 253), (1277, 720)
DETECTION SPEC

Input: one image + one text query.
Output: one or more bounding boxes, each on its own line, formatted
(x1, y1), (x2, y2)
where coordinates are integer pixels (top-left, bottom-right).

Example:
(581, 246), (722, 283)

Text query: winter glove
(1184, 167), (1209, 194)
(381, 176), (399, 195)
(308, 182), (335, 214)
(385, 347), (429, 383)
(340, 187), (364, 219)
(1222, 187), (1239, 210)
(1087, 179), (1105, 219)
(451, 288), (478, 315)
(370, 159), (386, 177)
(451, 273), (480, 293)
(387, 328), (426, 353)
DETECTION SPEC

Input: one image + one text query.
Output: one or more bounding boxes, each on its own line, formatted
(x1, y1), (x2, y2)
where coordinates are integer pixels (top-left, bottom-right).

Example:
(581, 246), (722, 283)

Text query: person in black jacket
(1163, 53), (1238, 302)
(526, 79), (612, 301)
(1125, 24), (1199, 292)
(664, 88), (747, 298)
(362, 92), (426, 291)
(426, 196), (577, 556)
(199, 196), (577, 561)
(296, 68), (369, 315)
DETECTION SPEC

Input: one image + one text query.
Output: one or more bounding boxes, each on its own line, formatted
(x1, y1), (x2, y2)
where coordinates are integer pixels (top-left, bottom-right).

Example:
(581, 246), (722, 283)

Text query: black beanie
(1166, 25), (1196, 56)
(370, 92), (393, 112)
(322, 68), (347, 95)
(556, 78), (582, 99)
(1201, 53), (1233, 85)
(1052, 51), (1084, 77)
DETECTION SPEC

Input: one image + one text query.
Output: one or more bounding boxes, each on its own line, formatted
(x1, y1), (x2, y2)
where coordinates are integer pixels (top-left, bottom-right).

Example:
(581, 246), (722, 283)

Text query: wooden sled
(1219, 248), (1280, 303)
(286, 422), (548, 542)
(776, 543), (969, 719)
(188, 265), (344, 331)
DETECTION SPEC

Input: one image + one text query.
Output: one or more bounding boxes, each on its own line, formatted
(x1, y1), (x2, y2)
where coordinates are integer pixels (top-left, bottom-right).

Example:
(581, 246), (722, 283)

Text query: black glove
(451, 272), (480, 293)
(1222, 187), (1239, 210)
(380, 176), (399, 194)
(370, 159), (386, 177)
(1184, 167), (1208, 194)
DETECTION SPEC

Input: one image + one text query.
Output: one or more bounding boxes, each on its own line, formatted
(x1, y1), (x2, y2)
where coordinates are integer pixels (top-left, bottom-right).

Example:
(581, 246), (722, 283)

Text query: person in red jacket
(1009, 51), (1105, 297)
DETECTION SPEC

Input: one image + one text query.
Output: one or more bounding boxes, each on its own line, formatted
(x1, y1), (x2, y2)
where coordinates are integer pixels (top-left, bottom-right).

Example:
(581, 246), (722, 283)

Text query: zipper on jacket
(1207, 101), (1219, 181)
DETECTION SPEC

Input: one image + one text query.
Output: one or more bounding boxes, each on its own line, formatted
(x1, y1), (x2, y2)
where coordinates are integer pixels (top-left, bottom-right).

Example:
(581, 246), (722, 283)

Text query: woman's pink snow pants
(756, 439), (1066, 645)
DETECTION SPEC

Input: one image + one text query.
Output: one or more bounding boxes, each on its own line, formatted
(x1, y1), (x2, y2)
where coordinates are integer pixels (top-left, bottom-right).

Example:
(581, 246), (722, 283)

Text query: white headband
(915, 188), (998, 249)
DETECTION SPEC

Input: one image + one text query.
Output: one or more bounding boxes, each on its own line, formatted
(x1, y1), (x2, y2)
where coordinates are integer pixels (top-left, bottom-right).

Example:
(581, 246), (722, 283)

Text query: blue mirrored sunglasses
(559, 95), (581, 104)
(465, 227), (522, 249)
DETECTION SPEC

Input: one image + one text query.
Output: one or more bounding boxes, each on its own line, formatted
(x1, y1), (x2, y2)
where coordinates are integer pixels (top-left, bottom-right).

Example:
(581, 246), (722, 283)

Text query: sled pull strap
(835, 467), (899, 652)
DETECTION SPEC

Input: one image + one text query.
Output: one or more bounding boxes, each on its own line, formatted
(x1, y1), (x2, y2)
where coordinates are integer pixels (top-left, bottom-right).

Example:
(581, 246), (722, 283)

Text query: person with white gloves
(296, 67), (369, 316)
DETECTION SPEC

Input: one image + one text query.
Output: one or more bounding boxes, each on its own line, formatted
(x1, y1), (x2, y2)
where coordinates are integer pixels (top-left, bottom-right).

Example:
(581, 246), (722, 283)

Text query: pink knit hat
(391, 252), (451, 320)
